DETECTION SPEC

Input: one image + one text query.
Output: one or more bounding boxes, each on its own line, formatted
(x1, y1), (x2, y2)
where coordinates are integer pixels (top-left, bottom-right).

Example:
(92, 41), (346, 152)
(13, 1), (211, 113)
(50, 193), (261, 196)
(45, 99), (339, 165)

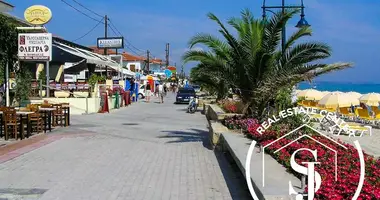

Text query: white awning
(122, 68), (135, 76)
(53, 42), (120, 69)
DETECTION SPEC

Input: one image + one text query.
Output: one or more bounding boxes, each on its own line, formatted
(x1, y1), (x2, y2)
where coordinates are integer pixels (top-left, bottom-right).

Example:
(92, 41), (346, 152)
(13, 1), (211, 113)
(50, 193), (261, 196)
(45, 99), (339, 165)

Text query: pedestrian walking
(145, 83), (151, 102)
(158, 83), (164, 103)
(163, 84), (168, 96)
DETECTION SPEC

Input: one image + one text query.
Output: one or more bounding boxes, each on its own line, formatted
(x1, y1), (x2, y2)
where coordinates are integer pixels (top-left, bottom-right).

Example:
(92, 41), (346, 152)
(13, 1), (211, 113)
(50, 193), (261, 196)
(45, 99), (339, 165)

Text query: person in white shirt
(158, 84), (164, 103)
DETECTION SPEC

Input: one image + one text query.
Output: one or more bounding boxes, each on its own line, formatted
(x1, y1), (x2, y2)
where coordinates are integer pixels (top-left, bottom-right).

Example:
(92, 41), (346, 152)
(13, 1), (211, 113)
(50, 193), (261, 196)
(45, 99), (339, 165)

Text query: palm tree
(183, 8), (351, 119)
(190, 63), (228, 99)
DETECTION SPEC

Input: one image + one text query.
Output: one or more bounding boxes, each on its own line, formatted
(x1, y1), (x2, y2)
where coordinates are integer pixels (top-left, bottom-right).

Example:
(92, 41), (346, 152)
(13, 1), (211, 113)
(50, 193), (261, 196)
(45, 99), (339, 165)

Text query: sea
(298, 81), (380, 94)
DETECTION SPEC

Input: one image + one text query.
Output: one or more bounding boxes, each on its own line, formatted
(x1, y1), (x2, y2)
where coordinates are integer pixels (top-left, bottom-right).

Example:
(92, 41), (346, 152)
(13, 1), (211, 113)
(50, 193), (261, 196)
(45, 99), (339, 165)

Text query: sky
(8, 0), (380, 83)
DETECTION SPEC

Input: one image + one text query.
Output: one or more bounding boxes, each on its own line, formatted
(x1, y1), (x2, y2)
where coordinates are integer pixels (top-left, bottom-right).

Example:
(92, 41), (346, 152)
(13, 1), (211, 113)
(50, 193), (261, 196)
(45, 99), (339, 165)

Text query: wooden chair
(39, 103), (53, 131)
(3, 109), (18, 140)
(29, 112), (44, 134)
(0, 107), (6, 137)
(61, 103), (70, 126)
(52, 104), (65, 127)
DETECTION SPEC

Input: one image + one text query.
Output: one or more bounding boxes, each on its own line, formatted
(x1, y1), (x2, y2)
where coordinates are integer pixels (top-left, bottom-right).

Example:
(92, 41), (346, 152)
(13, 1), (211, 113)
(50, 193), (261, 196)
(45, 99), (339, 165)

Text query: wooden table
(38, 108), (56, 133)
(0, 111), (34, 140)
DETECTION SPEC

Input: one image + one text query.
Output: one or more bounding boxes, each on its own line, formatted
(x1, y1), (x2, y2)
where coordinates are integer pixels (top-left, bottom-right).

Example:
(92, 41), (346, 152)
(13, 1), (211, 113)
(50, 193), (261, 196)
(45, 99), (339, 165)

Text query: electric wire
(61, 0), (103, 23)
(108, 18), (147, 54)
(61, 0), (159, 61)
(73, 17), (104, 42)
(107, 24), (144, 56)
(71, 0), (103, 18)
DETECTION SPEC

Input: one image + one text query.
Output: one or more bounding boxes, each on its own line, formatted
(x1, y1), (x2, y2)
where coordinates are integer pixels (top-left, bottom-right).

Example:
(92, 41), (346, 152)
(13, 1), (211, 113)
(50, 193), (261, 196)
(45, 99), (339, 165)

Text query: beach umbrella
(359, 93), (380, 106)
(346, 91), (362, 99)
(297, 89), (324, 100)
(321, 91), (331, 96)
(318, 92), (360, 109)
(146, 75), (153, 80)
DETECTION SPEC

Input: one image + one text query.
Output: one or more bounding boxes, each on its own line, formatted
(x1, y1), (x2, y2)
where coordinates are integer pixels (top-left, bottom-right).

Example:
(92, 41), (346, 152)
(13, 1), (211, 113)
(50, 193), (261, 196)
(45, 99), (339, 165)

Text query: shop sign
(97, 37), (124, 48)
(24, 5), (52, 25)
(18, 33), (52, 61)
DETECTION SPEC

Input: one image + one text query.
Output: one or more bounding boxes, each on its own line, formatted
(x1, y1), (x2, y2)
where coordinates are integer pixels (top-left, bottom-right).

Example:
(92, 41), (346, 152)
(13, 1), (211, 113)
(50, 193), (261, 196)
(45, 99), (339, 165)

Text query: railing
(40, 84), (90, 114)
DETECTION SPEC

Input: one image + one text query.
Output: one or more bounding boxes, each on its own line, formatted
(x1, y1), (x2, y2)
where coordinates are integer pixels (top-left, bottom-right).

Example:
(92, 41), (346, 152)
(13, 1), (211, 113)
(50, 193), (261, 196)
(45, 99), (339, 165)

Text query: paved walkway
(0, 94), (250, 200)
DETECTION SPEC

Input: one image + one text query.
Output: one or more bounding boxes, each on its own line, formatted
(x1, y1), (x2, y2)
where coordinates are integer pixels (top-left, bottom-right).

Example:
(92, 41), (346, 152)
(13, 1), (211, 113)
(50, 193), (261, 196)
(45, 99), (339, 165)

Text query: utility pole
(146, 50), (150, 74)
(104, 15), (108, 77)
(165, 43), (169, 67)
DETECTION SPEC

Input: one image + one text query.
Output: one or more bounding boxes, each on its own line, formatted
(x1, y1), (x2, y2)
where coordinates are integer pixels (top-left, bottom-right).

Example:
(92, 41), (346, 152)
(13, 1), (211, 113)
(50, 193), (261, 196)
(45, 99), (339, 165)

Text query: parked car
(175, 88), (196, 104)
(138, 85), (145, 99)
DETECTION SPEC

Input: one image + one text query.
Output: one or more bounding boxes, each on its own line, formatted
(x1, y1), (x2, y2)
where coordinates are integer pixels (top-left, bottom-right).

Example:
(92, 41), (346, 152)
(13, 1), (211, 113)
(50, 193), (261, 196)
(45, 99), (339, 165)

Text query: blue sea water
(298, 82), (380, 94)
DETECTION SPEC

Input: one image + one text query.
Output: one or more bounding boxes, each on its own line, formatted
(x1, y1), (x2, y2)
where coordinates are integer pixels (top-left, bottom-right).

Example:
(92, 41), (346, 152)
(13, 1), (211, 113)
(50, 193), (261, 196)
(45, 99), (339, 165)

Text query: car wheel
(138, 93), (144, 99)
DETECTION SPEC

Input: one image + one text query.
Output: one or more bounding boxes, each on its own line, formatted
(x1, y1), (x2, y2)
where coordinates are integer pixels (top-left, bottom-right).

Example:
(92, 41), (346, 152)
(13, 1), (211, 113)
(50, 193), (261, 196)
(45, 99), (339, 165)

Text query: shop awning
(53, 42), (120, 70)
(122, 68), (135, 76)
(64, 59), (87, 74)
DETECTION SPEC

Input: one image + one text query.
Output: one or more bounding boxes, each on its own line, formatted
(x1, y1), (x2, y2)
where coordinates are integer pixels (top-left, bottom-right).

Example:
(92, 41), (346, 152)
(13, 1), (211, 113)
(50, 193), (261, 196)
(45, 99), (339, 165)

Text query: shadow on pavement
(214, 149), (253, 199)
(158, 128), (212, 150)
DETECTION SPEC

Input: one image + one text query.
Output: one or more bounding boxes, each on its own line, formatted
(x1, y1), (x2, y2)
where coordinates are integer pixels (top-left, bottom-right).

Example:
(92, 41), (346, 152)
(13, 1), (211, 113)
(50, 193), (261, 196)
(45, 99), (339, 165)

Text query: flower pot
(54, 91), (70, 98)
(73, 91), (89, 98)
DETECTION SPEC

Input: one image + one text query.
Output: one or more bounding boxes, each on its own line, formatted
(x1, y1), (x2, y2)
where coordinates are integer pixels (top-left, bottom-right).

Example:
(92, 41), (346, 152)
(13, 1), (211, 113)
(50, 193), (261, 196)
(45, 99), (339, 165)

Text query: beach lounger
(328, 119), (372, 137)
(339, 107), (355, 120)
(357, 109), (376, 124)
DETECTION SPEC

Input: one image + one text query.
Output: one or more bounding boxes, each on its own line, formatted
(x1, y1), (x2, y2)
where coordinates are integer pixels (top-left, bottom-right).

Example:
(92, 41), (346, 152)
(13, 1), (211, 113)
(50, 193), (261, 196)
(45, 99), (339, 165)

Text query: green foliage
(88, 74), (98, 89)
(14, 65), (32, 103)
(38, 70), (46, 85)
(183, 9), (352, 119)
(274, 87), (293, 112)
(0, 15), (20, 84)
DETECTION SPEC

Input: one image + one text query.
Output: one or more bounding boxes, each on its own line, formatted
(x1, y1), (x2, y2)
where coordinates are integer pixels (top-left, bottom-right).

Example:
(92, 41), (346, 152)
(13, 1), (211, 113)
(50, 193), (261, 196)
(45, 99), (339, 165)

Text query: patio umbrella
(297, 89), (324, 101)
(318, 92), (360, 109)
(359, 93), (380, 106)
(346, 91), (362, 99)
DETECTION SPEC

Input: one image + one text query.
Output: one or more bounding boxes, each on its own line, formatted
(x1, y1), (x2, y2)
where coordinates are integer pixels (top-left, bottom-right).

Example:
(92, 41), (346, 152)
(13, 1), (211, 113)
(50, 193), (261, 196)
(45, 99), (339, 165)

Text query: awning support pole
(46, 61), (50, 97)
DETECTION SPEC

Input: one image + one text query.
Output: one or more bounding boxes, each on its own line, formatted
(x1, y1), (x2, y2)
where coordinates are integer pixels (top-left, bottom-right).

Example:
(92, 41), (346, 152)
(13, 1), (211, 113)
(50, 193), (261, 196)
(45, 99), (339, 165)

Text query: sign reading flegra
(97, 37), (124, 49)
(24, 5), (52, 25)
(18, 33), (52, 61)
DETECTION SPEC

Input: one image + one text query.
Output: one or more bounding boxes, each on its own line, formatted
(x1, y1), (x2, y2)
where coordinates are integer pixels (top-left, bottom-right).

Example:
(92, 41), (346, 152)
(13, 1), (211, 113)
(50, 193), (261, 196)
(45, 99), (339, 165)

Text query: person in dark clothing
(145, 83), (151, 102)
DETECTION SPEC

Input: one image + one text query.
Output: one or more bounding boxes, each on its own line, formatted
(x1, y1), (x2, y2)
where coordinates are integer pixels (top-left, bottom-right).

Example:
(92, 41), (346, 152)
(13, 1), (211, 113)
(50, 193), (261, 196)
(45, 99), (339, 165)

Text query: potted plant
(88, 74), (99, 97)
(98, 76), (106, 84)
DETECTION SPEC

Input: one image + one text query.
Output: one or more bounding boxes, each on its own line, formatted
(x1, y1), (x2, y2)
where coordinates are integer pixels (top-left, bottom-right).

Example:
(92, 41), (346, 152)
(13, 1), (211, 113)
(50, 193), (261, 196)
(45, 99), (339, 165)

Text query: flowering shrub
(218, 99), (244, 113)
(222, 115), (258, 131)
(222, 115), (380, 199)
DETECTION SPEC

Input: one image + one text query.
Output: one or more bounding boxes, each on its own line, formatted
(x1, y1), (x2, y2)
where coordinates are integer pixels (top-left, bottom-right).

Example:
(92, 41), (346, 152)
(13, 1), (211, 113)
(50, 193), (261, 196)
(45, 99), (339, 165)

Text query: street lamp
(262, 0), (310, 52)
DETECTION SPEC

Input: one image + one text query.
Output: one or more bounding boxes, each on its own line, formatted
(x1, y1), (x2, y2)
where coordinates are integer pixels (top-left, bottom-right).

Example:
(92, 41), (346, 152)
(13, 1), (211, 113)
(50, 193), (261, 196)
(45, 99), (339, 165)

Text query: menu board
(68, 83), (76, 90)
(61, 83), (69, 90)
(55, 83), (61, 90)
(77, 83), (84, 90)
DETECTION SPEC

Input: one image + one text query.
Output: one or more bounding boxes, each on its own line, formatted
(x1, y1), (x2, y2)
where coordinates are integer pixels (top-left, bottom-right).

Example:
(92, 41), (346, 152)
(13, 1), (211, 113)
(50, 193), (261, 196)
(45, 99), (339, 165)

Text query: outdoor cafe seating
(0, 103), (71, 141)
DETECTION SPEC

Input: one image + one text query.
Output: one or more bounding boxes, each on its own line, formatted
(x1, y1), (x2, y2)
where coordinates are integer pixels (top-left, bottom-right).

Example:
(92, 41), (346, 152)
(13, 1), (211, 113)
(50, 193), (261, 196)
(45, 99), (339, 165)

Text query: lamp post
(262, 0), (310, 52)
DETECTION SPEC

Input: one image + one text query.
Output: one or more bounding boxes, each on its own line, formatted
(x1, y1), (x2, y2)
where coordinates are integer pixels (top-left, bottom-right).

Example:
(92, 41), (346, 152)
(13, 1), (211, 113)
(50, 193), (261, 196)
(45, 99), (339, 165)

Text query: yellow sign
(24, 5), (52, 25)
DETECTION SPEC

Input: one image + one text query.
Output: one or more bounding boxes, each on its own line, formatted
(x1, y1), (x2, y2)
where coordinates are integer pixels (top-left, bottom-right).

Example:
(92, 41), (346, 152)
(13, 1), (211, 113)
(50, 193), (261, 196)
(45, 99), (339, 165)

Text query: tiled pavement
(0, 94), (251, 200)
